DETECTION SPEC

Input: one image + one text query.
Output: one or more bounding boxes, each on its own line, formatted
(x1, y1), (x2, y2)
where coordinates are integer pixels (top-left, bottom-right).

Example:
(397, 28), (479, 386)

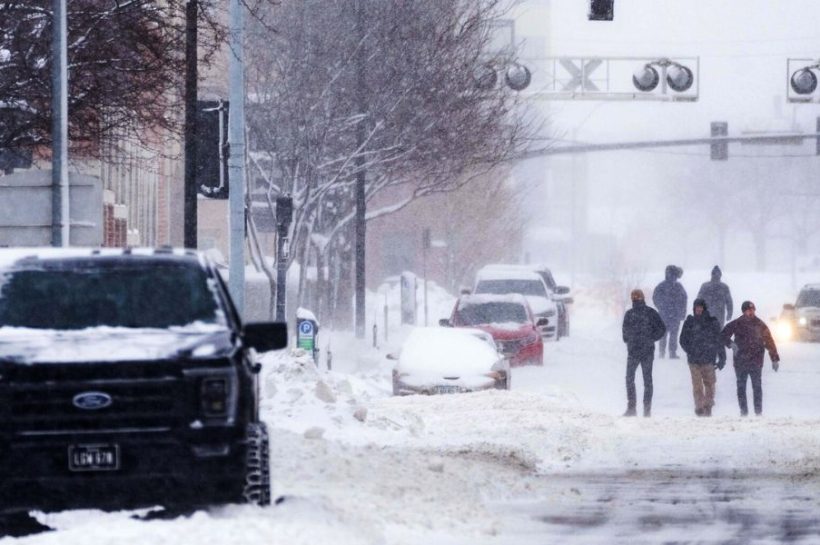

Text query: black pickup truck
(0, 248), (286, 514)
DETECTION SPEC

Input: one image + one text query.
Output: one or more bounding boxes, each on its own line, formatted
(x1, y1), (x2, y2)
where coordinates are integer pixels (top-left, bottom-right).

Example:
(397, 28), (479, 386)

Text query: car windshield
(457, 302), (528, 325)
(0, 262), (222, 330)
(796, 290), (820, 308)
(475, 279), (547, 297)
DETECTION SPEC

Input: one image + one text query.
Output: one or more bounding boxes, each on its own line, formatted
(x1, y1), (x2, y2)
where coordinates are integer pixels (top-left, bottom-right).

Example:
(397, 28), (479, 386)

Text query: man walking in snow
(679, 299), (726, 417)
(622, 289), (666, 417)
(653, 265), (687, 359)
(721, 301), (780, 416)
(697, 266), (734, 328)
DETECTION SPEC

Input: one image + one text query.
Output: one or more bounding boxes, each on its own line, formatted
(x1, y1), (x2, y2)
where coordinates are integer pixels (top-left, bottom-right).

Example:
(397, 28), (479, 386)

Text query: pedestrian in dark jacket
(721, 300), (780, 416)
(653, 265), (687, 359)
(697, 266), (734, 328)
(622, 289), (666, 417)
(679, 299), (726, 417)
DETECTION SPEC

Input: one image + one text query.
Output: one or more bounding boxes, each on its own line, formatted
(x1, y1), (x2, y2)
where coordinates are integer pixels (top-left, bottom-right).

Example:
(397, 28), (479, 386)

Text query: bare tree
(0, 0), (231, 161)
(246, 0), (536, 319)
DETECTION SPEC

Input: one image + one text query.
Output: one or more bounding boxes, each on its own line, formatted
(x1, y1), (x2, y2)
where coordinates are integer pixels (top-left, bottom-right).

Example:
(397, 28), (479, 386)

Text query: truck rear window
(0, 263), (221, 330)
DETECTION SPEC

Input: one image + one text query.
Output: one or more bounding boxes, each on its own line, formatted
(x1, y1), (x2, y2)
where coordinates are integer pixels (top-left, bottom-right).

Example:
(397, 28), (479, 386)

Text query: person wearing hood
(721, 300), (780, 416)
(697, 266), (734, 328)
(622, 289), (666, 417)
(652, 265), (687, 359)
(679, 299), (726, 416)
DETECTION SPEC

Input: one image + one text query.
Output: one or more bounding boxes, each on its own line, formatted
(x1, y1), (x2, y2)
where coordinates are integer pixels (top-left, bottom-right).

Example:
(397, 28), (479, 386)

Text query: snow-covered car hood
(0, 323), (234, 364)
(470, 323), (536, 341)
(396, 327), (502, 378)
(523, 295), (557, 315)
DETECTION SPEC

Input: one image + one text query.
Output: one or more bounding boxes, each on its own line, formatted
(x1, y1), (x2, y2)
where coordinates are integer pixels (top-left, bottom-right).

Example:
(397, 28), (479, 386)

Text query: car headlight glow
(776, 321), (793, 342)
(799, 316), (808, 326)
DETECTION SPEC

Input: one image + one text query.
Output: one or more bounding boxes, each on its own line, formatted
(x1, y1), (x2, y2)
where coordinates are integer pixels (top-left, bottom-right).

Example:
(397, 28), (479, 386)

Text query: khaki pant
(689, 363), (716, 413)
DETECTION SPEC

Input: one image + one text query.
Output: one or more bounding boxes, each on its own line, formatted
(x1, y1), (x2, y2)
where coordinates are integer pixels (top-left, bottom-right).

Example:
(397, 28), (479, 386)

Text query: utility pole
(183, 0), (198, 248)
(51, 0), (69, 247)
(354, 0), (366, 338)
(228, 0), (246, 316)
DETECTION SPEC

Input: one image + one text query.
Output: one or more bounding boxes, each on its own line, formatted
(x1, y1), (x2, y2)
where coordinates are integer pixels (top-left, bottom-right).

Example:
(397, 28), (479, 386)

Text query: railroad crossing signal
(560, 59), (602, 92)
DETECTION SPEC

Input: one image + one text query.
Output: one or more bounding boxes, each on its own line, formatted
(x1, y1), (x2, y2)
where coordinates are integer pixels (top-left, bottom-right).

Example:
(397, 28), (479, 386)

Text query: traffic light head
(589, 0), (614, 21)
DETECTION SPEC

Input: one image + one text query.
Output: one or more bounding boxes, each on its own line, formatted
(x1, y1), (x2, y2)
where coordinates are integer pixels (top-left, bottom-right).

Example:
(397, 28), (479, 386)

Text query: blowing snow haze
(519, 0), (820, 277)
(2, 1), (820, 544)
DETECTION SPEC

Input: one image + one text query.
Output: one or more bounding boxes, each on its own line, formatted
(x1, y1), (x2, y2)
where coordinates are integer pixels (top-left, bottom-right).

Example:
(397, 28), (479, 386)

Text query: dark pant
(626, 353), (654, 410)
(735, 366), (763, 415)
(659, 319), (681, 357)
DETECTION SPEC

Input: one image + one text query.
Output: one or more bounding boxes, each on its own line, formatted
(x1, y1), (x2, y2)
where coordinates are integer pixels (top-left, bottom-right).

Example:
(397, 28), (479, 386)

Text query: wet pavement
(496, 470), (820, 544)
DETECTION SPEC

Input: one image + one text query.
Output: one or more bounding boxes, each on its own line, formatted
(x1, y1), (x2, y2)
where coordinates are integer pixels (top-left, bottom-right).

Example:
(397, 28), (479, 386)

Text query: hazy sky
(515, 0), (820, 275)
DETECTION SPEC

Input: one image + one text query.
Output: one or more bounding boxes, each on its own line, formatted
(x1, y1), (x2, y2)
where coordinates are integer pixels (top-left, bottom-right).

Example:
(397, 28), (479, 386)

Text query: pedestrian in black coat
(697, 266), (734, 328)
(679, 299), (726, 416)
(622, 289), (666, 417)
(653, 265), (687, 359)
(721, 300), (780, 416)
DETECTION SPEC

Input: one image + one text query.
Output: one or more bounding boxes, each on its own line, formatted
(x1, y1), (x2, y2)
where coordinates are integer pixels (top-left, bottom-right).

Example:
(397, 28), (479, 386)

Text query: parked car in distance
(390, 327), (510, 395)
(0, 248), (287, 515)
(441, 294), (544, 367)
(476, 263), (573, 338)
(775, 284), (820, 342)
(473, 267), (558, 340)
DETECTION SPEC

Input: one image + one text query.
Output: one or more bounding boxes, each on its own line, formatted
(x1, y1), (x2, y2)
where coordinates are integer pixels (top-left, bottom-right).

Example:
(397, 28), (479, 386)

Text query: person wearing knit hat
(721, 300), (780, 416)
(622, 287), (666, 417)
(697, 266), (734, 328)
(679, 299), (726, 416)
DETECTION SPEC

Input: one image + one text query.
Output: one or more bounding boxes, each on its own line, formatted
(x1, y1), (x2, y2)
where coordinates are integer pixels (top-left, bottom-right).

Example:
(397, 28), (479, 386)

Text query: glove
(772, 360), (779, 372)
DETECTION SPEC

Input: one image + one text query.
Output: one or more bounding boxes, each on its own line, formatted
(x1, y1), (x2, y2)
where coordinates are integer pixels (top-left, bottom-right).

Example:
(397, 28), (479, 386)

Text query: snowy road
(493, 471), (820, 545)
(9, 300), (820, 544)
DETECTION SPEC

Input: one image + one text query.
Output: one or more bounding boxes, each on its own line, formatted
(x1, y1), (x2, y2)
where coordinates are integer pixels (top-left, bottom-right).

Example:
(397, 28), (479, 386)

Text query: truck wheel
(243, 422), (271, 506)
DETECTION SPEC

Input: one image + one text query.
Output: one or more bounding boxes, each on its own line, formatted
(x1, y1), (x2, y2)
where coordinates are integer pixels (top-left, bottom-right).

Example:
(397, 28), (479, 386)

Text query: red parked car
(441, 294), (545, 366)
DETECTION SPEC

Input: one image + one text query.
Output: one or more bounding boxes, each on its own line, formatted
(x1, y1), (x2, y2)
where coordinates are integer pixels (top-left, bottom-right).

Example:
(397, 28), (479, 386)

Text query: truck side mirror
(243, 322), (288, 353)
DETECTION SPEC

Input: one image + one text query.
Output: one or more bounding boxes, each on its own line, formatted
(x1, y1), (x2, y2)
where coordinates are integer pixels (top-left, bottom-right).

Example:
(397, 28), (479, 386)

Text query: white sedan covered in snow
(391, 327), (510, 395)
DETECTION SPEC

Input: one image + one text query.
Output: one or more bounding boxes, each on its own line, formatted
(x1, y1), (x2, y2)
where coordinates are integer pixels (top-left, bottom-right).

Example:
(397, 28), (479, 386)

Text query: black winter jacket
(622, 301), (666, 356)
(721, 315), (779, 369)
(679, 311), (726, 365)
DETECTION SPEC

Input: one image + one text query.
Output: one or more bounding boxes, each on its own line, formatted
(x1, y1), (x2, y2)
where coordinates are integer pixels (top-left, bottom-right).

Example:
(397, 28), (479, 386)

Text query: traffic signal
(711, 122), (728, 161)
(196, 100), (229, 199)
(589, 0), (614, 21)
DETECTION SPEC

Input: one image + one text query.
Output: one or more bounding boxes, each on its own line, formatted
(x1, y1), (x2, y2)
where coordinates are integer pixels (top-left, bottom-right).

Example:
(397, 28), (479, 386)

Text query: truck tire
(243, 422), (271, 506)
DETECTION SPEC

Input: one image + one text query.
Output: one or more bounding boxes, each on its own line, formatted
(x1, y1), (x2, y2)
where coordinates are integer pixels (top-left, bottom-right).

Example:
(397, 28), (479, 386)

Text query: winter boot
(703, 406), (712, 417)
(669, 352), (680, 360)
(643, 405), (651, 417)
(623, 406), (637, 417)
(695, 408), (703, 416)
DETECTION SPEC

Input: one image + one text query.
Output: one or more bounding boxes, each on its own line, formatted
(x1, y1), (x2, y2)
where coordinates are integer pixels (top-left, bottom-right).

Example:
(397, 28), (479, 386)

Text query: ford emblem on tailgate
(72, 392), (113, 410)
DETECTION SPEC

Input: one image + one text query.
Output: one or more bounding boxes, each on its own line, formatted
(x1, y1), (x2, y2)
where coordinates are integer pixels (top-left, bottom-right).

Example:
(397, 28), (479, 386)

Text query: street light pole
(51, 0), (69, 247)
(228, 0), (246, 316)
(354, 0), (366, 338)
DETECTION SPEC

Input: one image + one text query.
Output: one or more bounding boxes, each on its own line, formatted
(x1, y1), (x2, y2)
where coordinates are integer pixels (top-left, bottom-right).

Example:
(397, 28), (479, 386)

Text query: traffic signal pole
(518, 131), (820, 159)
(228, 0), (246, 316)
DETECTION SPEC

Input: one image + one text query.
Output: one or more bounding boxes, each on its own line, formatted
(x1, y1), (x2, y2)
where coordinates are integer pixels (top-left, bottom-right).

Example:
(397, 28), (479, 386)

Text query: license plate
(68, 444), (120, 472)
(434, 385), (463, 394)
